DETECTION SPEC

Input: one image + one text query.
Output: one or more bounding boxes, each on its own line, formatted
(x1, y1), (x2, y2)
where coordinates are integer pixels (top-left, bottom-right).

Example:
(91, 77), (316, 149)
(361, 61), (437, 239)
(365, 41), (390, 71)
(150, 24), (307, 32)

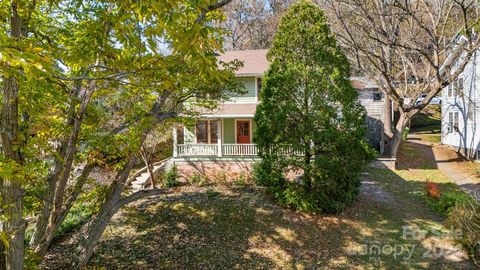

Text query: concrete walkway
(407, 133), (480, 202)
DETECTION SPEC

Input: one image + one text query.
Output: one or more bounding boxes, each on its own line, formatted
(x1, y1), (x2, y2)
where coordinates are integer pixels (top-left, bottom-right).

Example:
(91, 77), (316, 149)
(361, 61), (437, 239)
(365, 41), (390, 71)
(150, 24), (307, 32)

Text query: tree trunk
(31, 165), (93, 256)
(140, 147), (156, 189)
(0, 3), (25, 269)
(30, 82), (95, 256)
(302, 141), (312, 191)
(1, 182), (25, 270)
(74, 157), (137, 268)
(386, 113), (409, 158)
(384, 95), (393, 138)
(29, 168), (61, 252)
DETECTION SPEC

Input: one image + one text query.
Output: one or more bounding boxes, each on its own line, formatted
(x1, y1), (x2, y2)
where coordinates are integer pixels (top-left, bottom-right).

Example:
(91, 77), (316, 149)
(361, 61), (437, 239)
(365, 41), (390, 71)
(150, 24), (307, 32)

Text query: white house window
(448, 111), (459, 132)
(448, 77), (463, 97)
(372, 92), (383, 101)
(196, 120), (219, 144)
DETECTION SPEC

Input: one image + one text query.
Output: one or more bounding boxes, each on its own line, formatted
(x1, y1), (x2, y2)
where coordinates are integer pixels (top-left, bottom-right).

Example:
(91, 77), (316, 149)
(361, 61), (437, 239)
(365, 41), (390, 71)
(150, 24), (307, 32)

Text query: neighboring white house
(441, 51), (480, 160)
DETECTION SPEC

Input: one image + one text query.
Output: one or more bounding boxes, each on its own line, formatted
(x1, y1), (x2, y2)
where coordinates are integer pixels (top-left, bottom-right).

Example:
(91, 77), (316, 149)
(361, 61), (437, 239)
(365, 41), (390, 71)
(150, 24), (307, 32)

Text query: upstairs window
(448, 77), (463, 97)
(256, 77), (262, 98)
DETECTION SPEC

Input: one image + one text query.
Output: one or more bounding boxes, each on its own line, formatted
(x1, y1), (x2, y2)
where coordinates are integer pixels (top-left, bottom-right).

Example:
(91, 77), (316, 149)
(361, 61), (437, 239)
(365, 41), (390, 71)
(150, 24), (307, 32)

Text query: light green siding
(223, 119), (235, 143)
(223, 119), (256, 144)
(229, 77), (257, 103)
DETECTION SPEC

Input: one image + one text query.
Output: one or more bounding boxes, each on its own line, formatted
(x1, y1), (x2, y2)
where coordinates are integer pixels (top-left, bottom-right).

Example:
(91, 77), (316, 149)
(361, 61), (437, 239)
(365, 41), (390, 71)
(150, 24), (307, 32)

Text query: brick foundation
(174, 159), (255, 181)
(174, 158), (303, 182)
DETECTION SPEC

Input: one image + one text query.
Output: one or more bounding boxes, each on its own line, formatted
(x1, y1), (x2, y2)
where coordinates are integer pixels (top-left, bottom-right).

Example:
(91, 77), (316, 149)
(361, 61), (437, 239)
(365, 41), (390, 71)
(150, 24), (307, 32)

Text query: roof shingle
(218, 49), (269, 76)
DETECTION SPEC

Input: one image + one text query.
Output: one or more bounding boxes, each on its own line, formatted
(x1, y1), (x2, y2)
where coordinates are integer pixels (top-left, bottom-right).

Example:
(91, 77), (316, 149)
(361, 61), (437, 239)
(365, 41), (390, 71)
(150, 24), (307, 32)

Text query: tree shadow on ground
(80, 181), (473, 270)
(41, 138), (476, 269)
(396, 140), (439, 170)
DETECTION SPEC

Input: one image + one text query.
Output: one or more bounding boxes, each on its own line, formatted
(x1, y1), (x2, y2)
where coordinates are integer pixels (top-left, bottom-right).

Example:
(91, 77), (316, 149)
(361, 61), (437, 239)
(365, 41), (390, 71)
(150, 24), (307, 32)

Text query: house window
(372, 92), (383, 101)
(448, 77), (463, 97)
(210, 121), (218, 144)
(447, 111), (459, 132)
(257, 77), (262, 98)
(196, 121), (208, 143)
(196, 120), (219, 144)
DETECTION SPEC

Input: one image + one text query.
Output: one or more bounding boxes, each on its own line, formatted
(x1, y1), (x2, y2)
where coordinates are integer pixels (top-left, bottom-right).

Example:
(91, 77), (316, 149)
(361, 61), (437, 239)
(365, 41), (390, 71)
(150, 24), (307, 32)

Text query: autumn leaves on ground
(42, 138), (476, 269)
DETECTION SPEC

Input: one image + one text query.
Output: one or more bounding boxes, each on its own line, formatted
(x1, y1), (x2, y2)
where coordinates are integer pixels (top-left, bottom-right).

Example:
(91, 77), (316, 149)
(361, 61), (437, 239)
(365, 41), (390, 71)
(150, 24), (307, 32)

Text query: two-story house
(172, 49), (386, 180)
(441, 51), (480, 160)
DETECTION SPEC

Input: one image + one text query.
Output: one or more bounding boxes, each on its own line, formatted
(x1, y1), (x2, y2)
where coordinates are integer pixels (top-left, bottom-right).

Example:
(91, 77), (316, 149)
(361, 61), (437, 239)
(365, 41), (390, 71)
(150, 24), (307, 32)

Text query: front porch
(172, 117), (258, 158)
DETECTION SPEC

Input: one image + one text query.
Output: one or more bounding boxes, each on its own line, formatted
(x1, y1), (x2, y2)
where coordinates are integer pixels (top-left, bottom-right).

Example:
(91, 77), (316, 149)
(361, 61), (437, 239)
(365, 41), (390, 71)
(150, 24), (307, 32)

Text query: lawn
(42, 140), (476, 269)
(408, 105), (442, 144)
(410, 105), (441, 133)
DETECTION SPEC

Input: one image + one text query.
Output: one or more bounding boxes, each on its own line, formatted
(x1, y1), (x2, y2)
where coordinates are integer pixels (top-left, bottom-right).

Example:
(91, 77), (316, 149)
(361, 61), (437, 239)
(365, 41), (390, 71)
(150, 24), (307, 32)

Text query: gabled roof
(218, 49), (269, 76)
(218, 50), (378, 92)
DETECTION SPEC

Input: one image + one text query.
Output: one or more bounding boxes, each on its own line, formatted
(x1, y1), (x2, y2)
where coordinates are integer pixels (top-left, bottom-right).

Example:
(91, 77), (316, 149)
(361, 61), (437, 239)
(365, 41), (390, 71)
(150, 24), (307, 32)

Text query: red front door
(236, 121), (251, 144)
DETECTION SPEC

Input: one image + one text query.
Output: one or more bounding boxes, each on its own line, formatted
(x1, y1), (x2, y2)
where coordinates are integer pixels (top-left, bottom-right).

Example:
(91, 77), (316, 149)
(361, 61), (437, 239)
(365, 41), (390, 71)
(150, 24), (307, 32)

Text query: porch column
(172, 125), (178, 158)
(217, 120), (222, 157)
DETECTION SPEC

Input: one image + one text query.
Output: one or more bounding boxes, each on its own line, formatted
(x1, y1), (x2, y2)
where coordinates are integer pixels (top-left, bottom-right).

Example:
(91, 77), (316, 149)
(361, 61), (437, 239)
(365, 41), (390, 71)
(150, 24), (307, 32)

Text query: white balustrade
(177, 144), (219, 156)
(176, 144), (305, 157)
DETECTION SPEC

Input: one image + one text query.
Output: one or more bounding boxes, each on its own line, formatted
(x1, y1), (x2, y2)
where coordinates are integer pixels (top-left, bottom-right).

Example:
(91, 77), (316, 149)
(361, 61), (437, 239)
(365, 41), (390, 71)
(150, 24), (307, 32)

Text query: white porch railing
(222, 144), (257, 156)
(176, 144), (258, 157)
(177, 144), (219, 156)
(175, 144), (305, 157)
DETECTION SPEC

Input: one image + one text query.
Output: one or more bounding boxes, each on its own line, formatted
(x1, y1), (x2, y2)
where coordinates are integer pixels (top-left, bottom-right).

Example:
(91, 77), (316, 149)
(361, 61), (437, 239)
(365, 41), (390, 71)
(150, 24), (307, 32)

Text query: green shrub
(188, 173), (209, 186)
(402, 127), (410, 141)
(274, 180), (360, 214)
(213, 170), (227, 183)
(206, 189), (220, 198)
(426, 189), (473, 215)
(57, 185), (106, 236)
(58, 202), (95, 235)
(275, 182), (319, 213)
(448, 200), (480, 266)
(234, 172), (249, 186)
(163, 166), (178, 188)
(25, 249), (42, 270)
(253, 158), (284, 188)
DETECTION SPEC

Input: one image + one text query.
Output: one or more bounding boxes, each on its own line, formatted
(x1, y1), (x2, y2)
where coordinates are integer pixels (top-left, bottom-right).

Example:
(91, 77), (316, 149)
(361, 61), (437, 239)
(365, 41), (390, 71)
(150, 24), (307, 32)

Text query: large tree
(320, 0), (480, 158)
(0, 0), (240, 268)
(254, 1), (372, 214)
(221, 0), (293, 49)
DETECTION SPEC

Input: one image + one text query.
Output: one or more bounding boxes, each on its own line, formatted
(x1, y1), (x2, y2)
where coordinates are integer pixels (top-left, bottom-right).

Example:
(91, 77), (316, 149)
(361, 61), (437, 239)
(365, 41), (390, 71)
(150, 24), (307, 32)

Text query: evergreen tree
(254, 0), (373, 213)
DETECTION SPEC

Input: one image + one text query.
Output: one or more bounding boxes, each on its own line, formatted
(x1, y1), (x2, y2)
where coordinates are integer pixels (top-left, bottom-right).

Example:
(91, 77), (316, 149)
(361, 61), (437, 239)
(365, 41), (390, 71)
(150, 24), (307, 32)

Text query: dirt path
(407, 133), (480, 201)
